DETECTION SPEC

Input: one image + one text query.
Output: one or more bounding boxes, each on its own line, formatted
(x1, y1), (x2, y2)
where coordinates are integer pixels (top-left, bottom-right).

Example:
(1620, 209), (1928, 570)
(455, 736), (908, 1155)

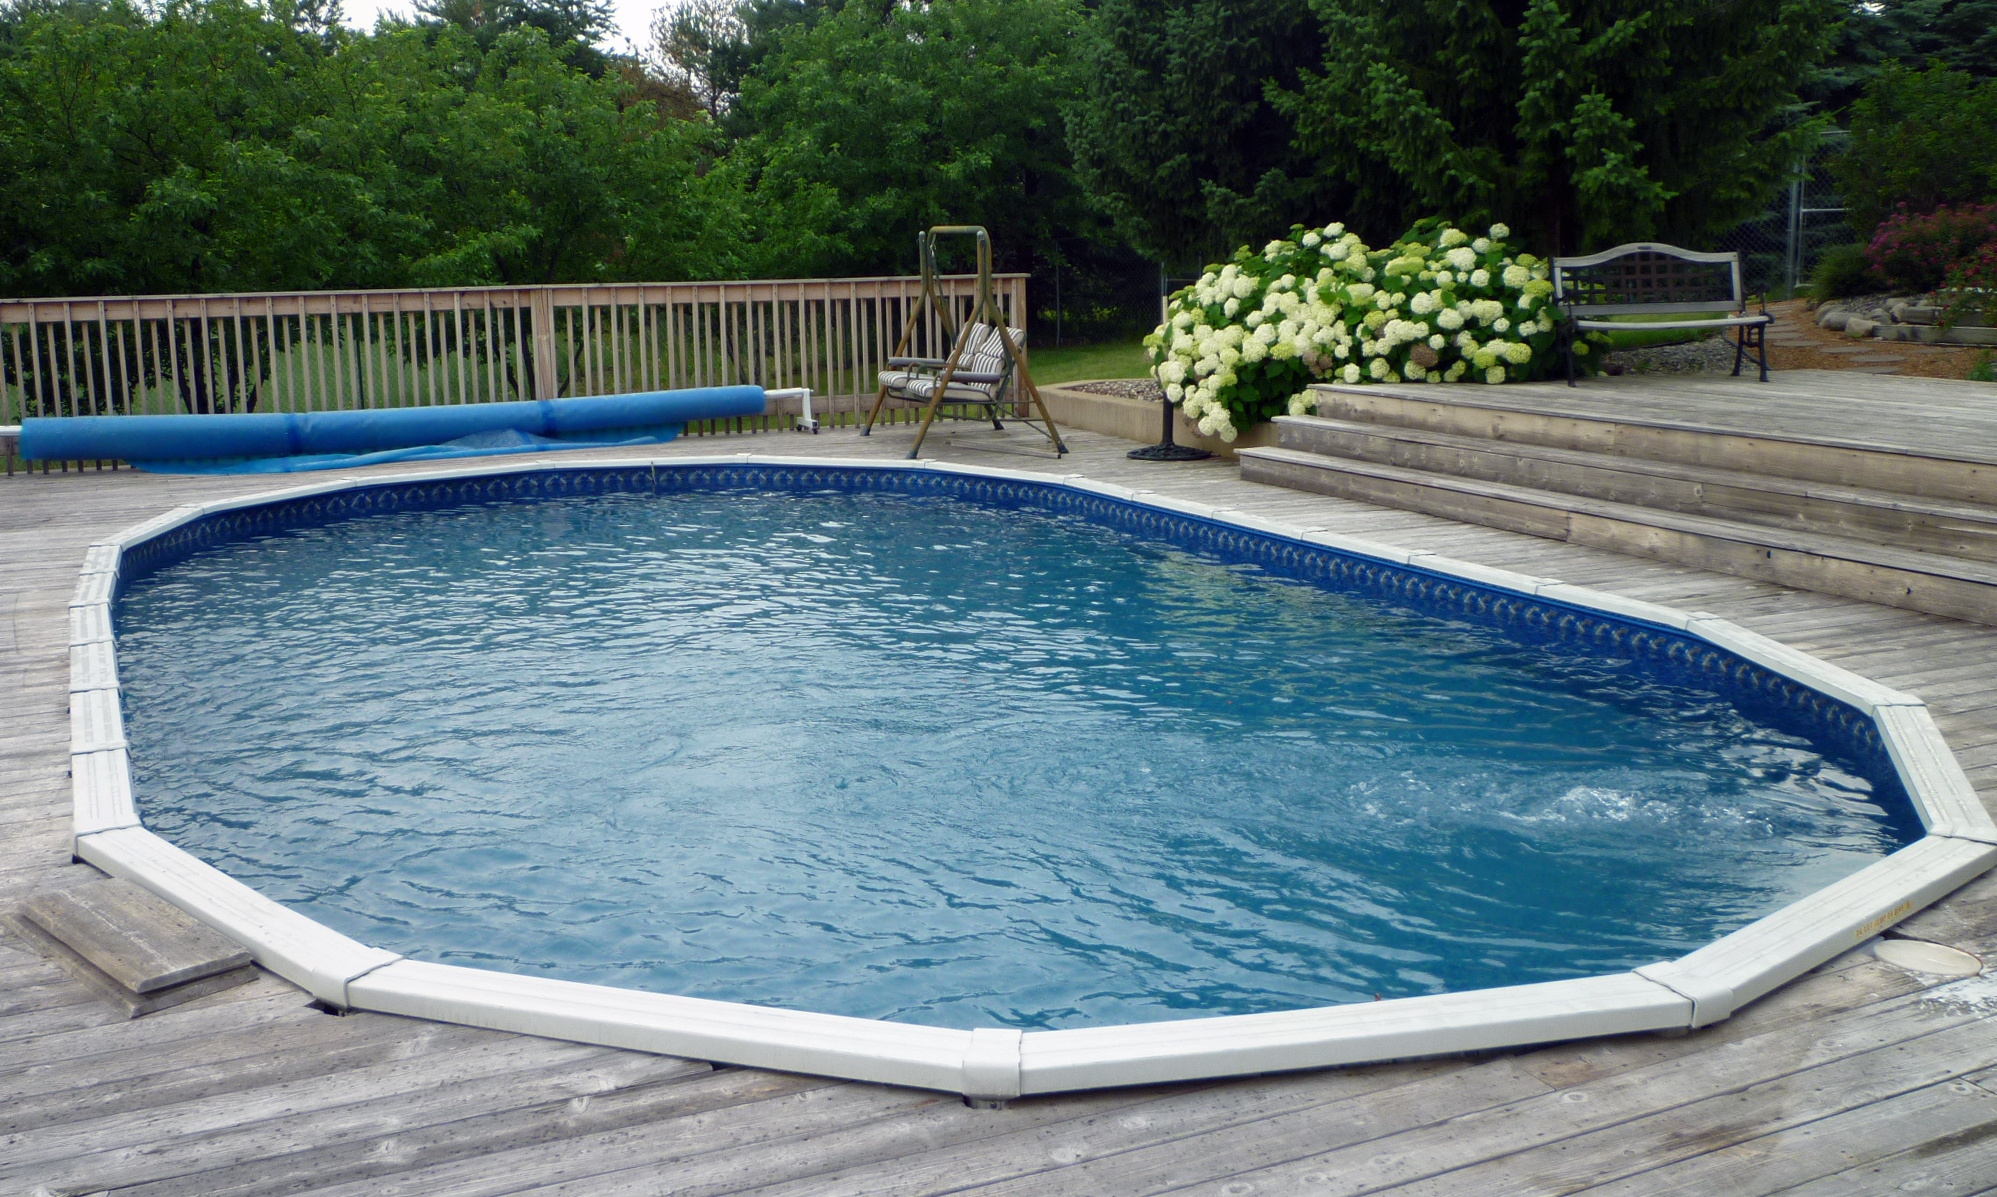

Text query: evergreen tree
(1283, 0), (1844, 254)
(1065, 0), (1333, 269)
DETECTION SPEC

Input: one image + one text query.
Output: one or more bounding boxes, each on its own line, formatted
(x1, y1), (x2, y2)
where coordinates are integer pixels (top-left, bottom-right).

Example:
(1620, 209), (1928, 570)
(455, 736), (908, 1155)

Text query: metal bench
(1553, 243), (1771, 385)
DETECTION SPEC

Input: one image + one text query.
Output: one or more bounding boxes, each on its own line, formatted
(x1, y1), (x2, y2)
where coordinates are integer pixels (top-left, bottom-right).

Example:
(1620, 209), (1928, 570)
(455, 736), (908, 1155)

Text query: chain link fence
(1720, 131), (1856, 298)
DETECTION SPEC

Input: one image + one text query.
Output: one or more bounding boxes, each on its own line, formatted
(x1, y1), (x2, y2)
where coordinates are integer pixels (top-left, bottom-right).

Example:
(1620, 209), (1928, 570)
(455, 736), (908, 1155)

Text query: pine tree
(1282, 0), (1844, 254)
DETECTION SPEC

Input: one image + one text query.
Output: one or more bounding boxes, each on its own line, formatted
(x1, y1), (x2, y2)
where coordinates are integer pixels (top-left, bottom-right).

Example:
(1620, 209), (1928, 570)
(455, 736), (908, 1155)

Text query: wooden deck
(7, 382), (1997, 1194)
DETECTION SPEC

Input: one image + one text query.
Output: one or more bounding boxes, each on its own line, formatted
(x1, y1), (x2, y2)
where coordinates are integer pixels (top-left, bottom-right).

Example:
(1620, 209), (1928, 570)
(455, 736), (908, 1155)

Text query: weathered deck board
(3, 392), (1996, 1193)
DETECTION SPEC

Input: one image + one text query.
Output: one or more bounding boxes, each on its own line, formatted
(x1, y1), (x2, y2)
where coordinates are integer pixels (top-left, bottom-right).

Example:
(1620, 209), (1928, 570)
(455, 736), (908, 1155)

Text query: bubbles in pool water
(116, 488), (1920, 1029)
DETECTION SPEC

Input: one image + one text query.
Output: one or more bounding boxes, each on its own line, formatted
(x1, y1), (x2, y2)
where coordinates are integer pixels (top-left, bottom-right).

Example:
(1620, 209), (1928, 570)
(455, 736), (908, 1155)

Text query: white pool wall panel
(346, 959), (981, 1095)
(76, 825), (402, 1006)
(1641, 835), (1997, 1023)
(68, 639), (119, 693)
(68, 603), (113, 647)
(1874, 703), (1997, 843)
(70, 454), (1997, 1098)
(71, 748), (138, 846)
(1014, 973), (1691, 1094)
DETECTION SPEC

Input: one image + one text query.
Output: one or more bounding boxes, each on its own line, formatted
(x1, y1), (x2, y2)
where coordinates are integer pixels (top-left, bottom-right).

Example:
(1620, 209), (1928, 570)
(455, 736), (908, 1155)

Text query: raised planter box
(1037, 382), (1277, 458)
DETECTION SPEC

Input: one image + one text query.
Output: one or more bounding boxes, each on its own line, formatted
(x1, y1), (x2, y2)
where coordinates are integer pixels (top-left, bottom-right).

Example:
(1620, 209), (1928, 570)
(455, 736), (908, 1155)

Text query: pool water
(117, 488), (1919, 1030)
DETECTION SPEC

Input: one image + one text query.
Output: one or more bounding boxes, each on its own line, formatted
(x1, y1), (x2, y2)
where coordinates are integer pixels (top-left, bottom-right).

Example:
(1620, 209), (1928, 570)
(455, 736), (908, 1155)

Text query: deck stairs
(1236, 384), (1997, 625)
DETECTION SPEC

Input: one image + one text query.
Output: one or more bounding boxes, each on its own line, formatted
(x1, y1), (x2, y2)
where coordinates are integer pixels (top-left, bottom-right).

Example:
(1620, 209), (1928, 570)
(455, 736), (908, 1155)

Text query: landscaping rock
(1845, 317), (1878, 338)
(1819, 308), (1849, 330)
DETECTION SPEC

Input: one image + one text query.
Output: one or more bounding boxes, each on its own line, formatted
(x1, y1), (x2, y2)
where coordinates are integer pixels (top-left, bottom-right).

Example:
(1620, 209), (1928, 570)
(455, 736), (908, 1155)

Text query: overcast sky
(339, 0), (660, 60)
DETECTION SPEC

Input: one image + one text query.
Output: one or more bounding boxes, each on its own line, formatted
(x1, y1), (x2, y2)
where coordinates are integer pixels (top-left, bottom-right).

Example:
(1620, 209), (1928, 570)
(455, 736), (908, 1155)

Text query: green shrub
(1808, 243), (1873, 300)
(1970, 351), (1995, 384)
(1835, 65), (1997, 238)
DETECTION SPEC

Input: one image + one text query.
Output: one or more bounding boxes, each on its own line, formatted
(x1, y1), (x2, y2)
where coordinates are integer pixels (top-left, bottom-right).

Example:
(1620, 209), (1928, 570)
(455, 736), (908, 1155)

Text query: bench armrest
(888, 356), (950, 369)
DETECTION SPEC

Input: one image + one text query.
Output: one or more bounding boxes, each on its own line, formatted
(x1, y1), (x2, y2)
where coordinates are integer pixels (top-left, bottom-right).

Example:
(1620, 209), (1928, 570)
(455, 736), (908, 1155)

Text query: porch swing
(862, 225), (1067, 459)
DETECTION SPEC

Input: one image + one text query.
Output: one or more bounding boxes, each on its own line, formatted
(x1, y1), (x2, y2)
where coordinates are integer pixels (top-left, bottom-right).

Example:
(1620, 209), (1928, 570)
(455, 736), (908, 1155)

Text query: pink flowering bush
(1866, 204), (1997, 294)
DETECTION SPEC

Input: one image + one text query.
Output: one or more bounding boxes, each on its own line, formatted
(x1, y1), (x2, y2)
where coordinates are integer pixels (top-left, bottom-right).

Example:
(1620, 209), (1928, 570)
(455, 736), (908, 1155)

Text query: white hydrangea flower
(1287, 392), (1315, 416)
(1341, 363), (1362, 383)
(1504, 341), (1532, 365)
(1244, 310), (1265, 328)
(1439, 228), (1468, 248)
(1404, 362), (1427, 381)
(1347, 283), (1376, 304)
(1333, 342), (1350, 359)
(1470, 299), (1504, 324)
(1471, 269), (1491, 287)
(1368, 357), (1390, 380)
(1489, 223), (1510, 239)
(1171, 311), (1194, 329)
(1302, 232), (1322, 248)
(1409, 291), (1437, 315)
(1223, 297), (1240, 318)
(1456, 331), (1478, 351)
(1428, 333), (1446, 350)
(1435, 271), (1454, 287)
(1437, 308), (1464, 331)
(1197, 413), (1217, 435)
(1471, 237), (1491, 254)
(1231, 275), (1256, 300)
(1326, 223), (1345, 237)
(1493, 317), (1510, 333)
(1165, 382), (1183, 401)
(1264, 240), (1287, 260)
(1502, 264), (1530, 288)
(1446, 246), (1477, 271)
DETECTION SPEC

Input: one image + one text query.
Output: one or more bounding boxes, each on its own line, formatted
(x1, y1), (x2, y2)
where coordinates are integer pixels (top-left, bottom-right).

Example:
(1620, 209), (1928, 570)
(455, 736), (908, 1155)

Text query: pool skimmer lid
(67, 455), (1997, 1100)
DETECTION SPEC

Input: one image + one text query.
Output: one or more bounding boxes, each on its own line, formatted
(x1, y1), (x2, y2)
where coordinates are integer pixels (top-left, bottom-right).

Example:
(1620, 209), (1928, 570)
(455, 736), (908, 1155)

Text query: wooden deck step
(9, 878), (256, 1017)
(1237, 445), (1997, 625)
(1308, 382), (1997, 503)
(1273, 415), (1997, 563)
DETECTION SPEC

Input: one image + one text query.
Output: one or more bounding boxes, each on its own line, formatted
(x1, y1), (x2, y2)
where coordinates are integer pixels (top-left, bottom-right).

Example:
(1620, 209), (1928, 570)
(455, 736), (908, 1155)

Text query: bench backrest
(1552, 243), (1745, 316)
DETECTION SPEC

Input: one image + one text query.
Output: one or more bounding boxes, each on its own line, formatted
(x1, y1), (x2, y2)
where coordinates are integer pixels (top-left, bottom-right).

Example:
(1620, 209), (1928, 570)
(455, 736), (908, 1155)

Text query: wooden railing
(0, 274), (1029, 443)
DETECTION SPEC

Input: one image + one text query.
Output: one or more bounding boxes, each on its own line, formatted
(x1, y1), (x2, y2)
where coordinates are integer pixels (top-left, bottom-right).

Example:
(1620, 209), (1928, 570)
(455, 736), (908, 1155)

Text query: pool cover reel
(18, 387), (767, 474)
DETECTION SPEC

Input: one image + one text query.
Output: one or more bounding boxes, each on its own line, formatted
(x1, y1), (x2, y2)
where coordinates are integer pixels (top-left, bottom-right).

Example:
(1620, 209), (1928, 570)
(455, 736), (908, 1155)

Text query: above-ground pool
(71, 459), (1997, 1098)
(117, 483), (1919, 1031)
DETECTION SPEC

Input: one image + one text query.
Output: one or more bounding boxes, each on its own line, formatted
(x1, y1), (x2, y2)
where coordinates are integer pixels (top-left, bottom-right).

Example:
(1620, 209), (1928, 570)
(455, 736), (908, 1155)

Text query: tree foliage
(1065, 0), (1332, 269)
(1282, 0), (1843, 254)
(1834, 64), (1997, 235)
(0, 0), (741, 296)
(732, 0), (1089, 277)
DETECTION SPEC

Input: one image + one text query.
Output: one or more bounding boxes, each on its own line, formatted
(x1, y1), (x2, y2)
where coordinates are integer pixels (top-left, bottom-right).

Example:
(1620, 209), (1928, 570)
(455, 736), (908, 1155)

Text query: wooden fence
(0, 274), (1029, 468)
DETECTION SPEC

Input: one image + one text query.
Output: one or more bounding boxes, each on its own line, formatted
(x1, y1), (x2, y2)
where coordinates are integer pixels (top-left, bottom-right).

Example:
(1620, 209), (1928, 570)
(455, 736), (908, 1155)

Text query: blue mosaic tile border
(110, 460), (1915, 830)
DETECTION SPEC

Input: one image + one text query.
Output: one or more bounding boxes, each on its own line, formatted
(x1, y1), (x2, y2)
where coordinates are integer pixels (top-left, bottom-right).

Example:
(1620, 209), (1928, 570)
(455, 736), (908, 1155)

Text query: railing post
(530, 287), (559, 401)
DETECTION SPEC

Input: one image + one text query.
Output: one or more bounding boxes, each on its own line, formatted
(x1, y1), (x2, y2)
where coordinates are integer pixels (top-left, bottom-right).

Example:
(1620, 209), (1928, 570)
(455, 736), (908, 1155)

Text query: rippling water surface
(117, 488), (1919, 1029)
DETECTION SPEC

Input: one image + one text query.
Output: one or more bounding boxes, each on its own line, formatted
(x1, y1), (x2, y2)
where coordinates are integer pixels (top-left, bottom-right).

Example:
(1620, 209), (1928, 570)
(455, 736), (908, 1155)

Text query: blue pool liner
(18, 387), (767, 474)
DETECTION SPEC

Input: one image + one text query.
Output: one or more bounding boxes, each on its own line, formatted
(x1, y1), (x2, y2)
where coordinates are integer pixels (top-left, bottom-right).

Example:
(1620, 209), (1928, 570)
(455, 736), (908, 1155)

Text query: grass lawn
(1028, 337), (1153, 384)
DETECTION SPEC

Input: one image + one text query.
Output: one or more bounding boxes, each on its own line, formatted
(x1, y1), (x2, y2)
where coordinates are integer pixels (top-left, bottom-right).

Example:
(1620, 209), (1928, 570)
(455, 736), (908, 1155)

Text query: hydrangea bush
(1143, 218), (1599, 442)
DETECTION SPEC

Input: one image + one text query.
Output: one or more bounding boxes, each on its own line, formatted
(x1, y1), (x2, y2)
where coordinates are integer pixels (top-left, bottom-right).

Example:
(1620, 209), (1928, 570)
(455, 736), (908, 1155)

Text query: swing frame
(861, 226), (1066, 459)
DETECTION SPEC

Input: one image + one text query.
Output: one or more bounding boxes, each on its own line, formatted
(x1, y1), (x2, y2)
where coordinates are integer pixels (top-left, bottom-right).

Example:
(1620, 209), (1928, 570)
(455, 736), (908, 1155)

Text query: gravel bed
(1601, 335), (1743, 375)
(1058, 378), (1164, 401)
